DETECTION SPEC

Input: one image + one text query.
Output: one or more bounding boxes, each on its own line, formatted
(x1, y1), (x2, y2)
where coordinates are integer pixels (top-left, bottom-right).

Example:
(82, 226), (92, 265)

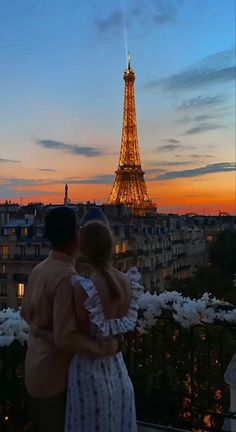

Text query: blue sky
(0, 0), (235, 213)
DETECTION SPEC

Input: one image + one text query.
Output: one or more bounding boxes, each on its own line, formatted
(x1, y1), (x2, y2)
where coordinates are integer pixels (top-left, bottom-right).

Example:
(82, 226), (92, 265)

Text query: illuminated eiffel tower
(108, 54), (156, 216)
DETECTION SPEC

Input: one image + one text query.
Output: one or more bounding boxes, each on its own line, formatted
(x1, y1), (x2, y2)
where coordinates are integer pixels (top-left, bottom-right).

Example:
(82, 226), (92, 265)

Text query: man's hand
(98, 335), (125, 357)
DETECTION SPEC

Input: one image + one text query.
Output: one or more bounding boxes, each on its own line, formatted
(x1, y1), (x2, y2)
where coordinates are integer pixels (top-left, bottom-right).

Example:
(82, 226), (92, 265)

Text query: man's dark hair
(44, 207), (77, 248)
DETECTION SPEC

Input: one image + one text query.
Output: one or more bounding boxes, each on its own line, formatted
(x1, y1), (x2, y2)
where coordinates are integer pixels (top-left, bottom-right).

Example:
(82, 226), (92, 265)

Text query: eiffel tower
(108, 54), (156, 216)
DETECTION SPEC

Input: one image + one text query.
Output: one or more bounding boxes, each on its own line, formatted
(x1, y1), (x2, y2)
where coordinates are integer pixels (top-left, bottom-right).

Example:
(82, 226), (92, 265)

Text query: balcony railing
(0, 319), (235, 431)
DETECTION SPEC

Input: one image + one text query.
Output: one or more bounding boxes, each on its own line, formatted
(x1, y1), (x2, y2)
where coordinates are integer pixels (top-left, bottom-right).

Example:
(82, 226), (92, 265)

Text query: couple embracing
(21, 207), (143, 432)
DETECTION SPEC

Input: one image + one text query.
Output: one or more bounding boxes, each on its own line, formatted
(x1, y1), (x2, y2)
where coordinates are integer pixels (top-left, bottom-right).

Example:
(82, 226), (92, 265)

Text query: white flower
(0, 308), (30, 346)
(0, 282), (235, 346)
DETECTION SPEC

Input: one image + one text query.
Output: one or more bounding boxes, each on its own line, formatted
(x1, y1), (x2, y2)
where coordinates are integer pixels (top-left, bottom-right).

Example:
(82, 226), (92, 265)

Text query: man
(21, 207), (118, 432)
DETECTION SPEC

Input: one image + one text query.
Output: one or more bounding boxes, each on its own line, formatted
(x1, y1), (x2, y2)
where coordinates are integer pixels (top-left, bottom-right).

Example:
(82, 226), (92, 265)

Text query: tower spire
(107, 57), (156, 216)
(64, 183), (69, 206)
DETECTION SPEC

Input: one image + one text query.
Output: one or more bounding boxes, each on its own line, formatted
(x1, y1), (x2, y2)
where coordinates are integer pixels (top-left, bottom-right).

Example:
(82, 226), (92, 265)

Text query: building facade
(0, 203), (217, 309)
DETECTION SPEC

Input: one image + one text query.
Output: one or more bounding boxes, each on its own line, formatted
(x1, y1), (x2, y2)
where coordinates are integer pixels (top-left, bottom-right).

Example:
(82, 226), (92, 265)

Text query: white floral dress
(65, 267), (143, 432)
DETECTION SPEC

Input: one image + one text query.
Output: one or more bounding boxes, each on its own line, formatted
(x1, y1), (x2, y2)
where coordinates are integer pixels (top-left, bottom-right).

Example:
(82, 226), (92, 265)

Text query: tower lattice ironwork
(108, 55), (156, 216)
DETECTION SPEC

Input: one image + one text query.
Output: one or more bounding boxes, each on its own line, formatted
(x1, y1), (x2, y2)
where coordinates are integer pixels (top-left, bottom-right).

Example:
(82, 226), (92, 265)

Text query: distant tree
(26, 202), (44, 207)
(210, 229), (236, 279)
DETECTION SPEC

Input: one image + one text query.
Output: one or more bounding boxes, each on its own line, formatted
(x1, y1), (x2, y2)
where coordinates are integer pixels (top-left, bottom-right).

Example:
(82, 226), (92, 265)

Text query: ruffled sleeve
(71, 267), (144, 337)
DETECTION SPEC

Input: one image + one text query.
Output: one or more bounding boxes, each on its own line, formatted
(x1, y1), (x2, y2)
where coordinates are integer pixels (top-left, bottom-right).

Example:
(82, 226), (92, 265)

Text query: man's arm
(53, 277), (118, 356)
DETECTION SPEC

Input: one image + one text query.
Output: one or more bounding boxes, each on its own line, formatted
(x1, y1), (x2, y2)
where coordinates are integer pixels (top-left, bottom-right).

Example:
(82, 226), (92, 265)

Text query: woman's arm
(53, 277), (118, 356)
(73, 284), (90, 334)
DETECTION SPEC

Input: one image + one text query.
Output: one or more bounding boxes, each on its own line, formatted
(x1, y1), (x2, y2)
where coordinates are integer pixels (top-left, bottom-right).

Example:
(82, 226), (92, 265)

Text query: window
(3, 228), (16, 236)
(0, 282), (7, 297)
(36, 227), (43, 237)
(0, 245), (9, 259)
(122, 242), (128, 253)
(115, 244), (120, 254)
(20, 246), (26, 257)
(1, 264), (6, 273)
(17, 283), (25, 298)
(22, 227), (28, 237)
(1, 302), (7, 310)
(35, 246), (40, 257)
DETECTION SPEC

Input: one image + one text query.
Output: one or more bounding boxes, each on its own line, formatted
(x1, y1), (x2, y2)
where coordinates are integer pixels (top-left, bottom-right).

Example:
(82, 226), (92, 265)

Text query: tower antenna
(128, 52), (131, 69)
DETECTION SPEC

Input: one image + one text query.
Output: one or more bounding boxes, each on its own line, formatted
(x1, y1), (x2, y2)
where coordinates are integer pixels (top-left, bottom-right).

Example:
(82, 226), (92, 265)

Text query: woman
(65, 220), (143, 432)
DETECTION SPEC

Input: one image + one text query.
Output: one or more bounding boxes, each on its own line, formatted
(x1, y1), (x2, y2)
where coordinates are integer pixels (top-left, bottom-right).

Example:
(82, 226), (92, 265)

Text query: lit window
(122, 242), (128, 253)
(22, 227), (28, 236)
(17, 283), (25, 298)
(115, 244), (120, 254)
(0, 246), (9, 259)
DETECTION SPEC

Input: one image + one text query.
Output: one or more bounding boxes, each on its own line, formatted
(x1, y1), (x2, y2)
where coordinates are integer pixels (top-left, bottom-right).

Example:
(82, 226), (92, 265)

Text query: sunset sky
(0, 0), (235, 214)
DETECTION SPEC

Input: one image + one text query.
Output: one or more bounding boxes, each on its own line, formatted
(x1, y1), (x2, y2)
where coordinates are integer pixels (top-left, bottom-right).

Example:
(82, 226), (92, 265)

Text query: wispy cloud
(157, 144), (195, 152)
(66, 175), (114, 185)
(97, 11), (124, 35)
(157, 144), (182, 152)
(155, 162), (236, 181)
(152, 160), (195, 167)
(151, 0), (185, 27)
(0, 158), (20, 164)
(0, 174), (115, 189)
(177, 95), (227, 111)
(163, 138), (181, 144)
(0, 189), (60, 199)
(96, 0), (184, 36)
(185, 123), (225, 135)
(38, 168), (56, 172)
(37, 140), (103, 157)
(146, 48), (235, 91)
(191, 154), (213, 158)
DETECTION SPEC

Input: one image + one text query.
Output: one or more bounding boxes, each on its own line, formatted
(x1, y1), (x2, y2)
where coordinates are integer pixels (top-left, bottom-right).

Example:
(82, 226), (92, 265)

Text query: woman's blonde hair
(79, 221), (122, 299)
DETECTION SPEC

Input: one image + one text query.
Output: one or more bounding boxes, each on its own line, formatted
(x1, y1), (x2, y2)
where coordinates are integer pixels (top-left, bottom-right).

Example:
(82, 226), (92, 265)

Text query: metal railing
(0, 319), (236, 431)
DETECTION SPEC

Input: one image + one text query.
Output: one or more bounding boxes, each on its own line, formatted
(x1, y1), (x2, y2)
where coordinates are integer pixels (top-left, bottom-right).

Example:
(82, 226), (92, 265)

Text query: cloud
(0, 178), (50, 188)
(38, 168), (56, 172)
(152, 160), (195, 167)
(146, 48), (235, 91)
(97, 11), (124, 35)
(152, 0), (185, 26)
(157, 144), (195, 152)
(96, 0), (184, 36)
(157, 144), (182, 152)
(177, 95), (227, 111)
(154, 12), (176, 25)
(185, 123), (225, 135)
(155, 162), (236, 181)
(66, 175), (114, 185)
(191, 154), (213, 158)
(0, 174), (115, 189)
(0, 188), (60, 199)
(0, 158), (20, 164)
(163, 138), (181, 144)
(37, 140), (103, 157)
